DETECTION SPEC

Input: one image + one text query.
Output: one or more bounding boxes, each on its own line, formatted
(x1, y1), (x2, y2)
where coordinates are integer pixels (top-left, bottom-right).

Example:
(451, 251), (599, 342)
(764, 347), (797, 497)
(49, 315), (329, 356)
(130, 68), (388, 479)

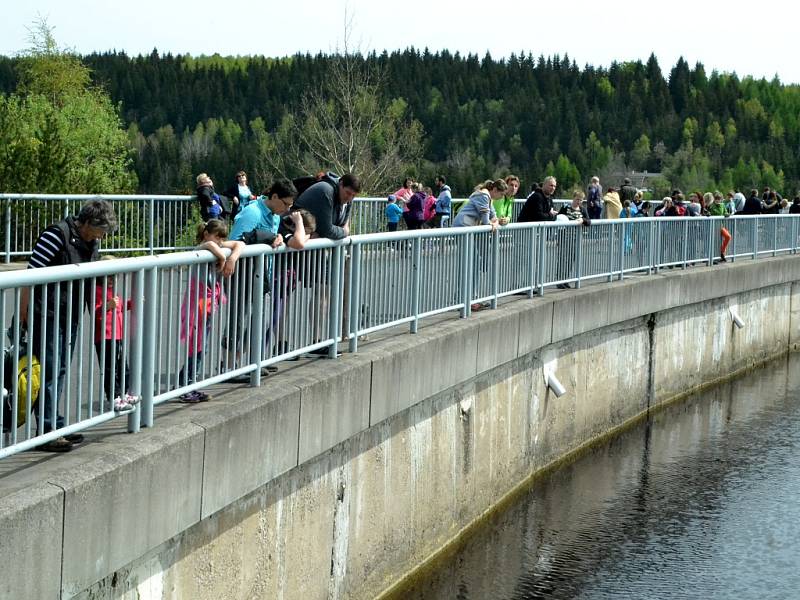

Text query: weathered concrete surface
(54, 422), (205, 599)
(194, 382), (301, 519)
(3, 256), (800, 600)
(0, 482), (63, 600)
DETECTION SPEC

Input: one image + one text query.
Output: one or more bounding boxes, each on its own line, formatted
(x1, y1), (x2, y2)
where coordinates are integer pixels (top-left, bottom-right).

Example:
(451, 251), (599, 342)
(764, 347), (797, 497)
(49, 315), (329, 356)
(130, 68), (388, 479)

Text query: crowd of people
(10, 168), (799, 451)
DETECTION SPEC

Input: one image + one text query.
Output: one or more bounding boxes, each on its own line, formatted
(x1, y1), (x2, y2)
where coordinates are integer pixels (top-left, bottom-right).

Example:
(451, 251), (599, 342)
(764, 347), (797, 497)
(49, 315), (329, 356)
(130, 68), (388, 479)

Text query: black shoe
(39, 437), (73, 452)
(556, 283), (567, 289)
(64, 433), (84, 444)
(307, 347), (341, 358)
(262, 365), (278, 376)
(720, 255), (727, 262)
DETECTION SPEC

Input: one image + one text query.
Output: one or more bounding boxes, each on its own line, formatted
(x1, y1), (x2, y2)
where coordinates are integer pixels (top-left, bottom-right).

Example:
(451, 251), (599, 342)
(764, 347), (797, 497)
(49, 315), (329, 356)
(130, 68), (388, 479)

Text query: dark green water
(399, 353), (800, 599)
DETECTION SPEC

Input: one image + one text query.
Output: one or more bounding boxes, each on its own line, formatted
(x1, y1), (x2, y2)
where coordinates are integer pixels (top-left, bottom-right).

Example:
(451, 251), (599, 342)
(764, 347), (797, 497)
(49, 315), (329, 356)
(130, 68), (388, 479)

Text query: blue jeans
(34, 321), (77, 433)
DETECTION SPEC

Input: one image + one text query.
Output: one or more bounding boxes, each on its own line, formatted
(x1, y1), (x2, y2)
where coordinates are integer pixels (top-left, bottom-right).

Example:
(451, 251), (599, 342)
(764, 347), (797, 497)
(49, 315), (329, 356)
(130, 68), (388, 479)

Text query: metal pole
(328, 245), (343, 358)
(140, 267), (158, 428)
(348, 244), (362, 353)
(149, 197), (155, 255)
(249, 253), (266, 387)
(575, 225), (583, 289)
(527, 228), (536, 298)
(538, 226), (546, 296)
(606, 223), (615, 283)
(410, 237), (421, 333)
(491, 230), (499, 309)
(127, 269), (144, 433)
(753, 218), (758, 260)
(4, 198), (10, 264)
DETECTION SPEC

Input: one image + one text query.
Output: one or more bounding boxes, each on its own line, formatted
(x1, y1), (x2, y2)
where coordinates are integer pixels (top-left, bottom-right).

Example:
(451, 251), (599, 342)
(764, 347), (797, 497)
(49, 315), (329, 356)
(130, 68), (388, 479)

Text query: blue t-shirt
(385, 203), (403, 224)
(229, 198), (279, 241)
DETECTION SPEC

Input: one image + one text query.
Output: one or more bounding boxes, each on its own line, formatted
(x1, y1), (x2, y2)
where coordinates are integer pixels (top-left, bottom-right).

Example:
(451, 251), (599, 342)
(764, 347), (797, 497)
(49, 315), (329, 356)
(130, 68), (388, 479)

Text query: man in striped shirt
(19, 200), (118, 452)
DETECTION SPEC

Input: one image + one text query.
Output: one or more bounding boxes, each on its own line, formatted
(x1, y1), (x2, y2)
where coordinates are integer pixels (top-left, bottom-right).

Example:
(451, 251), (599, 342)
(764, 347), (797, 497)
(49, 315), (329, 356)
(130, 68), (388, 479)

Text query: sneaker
(114, 397), (133, 411)
(179, 390), (210, 404)
(262, 365), (279, 376)
(39, 437), (73, 452)
(123, 394), (140, 406)
(64, 433), (84, 444)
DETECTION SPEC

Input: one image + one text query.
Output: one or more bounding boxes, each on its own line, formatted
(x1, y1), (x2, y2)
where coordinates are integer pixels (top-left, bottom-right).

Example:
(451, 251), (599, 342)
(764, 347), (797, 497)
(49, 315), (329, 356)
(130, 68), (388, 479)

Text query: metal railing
(1, 214), (797, 457)
(1, 194), (578, 260)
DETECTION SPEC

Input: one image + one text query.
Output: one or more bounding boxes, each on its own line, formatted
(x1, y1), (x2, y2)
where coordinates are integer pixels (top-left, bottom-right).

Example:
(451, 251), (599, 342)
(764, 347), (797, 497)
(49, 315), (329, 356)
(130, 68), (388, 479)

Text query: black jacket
(518, 189), (554, 222)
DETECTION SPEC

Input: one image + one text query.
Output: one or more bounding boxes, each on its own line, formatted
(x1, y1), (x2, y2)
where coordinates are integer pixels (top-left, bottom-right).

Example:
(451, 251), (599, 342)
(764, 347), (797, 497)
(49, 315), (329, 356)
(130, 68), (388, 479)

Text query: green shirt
(707, 202), (729, 217)
(493, 196), (515, 221)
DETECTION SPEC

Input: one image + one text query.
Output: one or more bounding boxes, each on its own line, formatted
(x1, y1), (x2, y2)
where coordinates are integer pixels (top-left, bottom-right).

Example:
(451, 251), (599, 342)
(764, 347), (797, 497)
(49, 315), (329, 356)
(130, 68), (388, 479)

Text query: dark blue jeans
(34, 321), (77, 433)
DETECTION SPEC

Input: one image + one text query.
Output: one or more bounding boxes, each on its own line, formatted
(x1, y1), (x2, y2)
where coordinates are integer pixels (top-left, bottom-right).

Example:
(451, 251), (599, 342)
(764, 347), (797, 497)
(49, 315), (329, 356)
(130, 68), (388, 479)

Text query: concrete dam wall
(3, 256), (800, 599)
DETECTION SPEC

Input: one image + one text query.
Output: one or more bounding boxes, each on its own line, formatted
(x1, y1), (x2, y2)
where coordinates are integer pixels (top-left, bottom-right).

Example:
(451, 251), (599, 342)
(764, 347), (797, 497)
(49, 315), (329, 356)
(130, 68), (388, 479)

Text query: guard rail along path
(0, 213), (797, 456)
(0, 194), (578, 260)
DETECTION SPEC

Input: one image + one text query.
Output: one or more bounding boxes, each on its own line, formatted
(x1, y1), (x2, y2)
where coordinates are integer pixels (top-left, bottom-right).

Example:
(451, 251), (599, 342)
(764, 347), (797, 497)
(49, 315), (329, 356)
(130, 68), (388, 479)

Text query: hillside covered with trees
(1, 45), (799, 197)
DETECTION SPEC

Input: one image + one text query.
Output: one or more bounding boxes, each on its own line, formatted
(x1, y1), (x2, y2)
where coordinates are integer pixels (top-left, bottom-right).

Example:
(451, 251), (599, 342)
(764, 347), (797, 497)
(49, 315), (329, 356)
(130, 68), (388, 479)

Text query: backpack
(293, 172), (340, 197)
(2, 336), (41, 431)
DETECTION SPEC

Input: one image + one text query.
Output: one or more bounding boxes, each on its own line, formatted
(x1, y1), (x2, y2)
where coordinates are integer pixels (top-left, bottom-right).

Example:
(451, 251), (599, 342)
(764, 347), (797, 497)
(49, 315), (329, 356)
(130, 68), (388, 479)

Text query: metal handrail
(0, 213), (794, 457)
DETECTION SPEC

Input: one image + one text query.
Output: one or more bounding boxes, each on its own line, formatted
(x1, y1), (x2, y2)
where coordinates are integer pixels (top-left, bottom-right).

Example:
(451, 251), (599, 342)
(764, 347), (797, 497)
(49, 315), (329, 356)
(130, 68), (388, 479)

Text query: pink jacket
(423, 195), (437, 221)
(180, 277), (226, 355)
(94, 285), (132, 342)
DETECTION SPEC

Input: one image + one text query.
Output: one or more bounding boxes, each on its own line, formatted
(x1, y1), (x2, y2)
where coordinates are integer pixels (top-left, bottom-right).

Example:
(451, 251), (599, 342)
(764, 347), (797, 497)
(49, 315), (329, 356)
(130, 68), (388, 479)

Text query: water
(396, 353), (800, 599)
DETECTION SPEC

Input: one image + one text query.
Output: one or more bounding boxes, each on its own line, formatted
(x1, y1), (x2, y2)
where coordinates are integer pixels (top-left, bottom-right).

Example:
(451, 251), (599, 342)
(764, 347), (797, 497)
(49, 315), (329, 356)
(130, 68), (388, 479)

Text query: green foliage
(3, 39), (800, 197)
(0, 20), (135, 193)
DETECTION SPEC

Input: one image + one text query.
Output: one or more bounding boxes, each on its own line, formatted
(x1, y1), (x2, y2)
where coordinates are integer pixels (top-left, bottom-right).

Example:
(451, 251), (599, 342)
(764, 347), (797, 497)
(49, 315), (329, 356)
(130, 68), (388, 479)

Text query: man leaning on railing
(18, 200), (118, 452)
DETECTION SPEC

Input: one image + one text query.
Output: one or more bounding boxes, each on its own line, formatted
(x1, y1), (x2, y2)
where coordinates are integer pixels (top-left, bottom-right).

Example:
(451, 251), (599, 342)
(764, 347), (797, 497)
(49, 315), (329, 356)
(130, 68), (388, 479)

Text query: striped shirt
(28, 227), (65, 269)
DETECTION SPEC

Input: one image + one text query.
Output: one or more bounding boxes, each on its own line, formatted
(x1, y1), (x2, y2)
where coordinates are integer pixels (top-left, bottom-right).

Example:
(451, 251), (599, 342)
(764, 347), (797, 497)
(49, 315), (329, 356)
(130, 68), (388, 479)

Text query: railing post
(793, 217), (799, 254)
(140, 267), (158, 428)
(249, 253), (266, 386)
(606, 223), (615, 283)
(753, 219), (758, 260)
(650, 219), (658, 273)
(527, 226), (537, 298)
(682, 219), (689, 269)
(731, 217), (737, 262)
(461, 233), (473, 317)
(4, 198), (11, 264)
(575, 224), (583, 288)
(773, 218), (778, 257)
(149, 197), (155, 255)
(491, 229), (499, 308)
(348, 244), (362, 352)
(619, 221), (626, 281)
(410, 237), (422, 333)
(127, 269), (145, 433)
(707, 219), (715, 266)
(328, 244), (343, 358)
(537, 226), (546, 296)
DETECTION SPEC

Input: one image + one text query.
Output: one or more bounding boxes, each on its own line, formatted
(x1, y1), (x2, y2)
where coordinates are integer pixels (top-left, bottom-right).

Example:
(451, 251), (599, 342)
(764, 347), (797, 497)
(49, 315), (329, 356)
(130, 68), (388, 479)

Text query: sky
(2, 0), (799, 84)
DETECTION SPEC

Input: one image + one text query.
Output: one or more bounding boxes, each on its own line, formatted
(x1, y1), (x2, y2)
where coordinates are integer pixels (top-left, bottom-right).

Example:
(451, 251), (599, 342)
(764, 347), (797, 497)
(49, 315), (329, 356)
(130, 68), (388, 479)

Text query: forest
(1, 45), (799, 198)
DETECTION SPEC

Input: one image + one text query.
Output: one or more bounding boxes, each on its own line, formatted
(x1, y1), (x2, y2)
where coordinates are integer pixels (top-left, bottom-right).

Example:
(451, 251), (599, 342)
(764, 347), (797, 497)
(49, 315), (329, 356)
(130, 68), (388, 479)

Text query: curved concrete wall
(2, 256), (799, 599)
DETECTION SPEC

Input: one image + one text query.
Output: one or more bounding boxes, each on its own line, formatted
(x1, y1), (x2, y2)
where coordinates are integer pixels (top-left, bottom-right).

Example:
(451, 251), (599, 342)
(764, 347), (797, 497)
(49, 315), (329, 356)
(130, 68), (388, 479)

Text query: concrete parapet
(290, 354), (372, 464)
(54, 422), (205, 598)
(0, 482), (63, 600)
(369, 317), (479, 425)
(193, 383), (301, 519)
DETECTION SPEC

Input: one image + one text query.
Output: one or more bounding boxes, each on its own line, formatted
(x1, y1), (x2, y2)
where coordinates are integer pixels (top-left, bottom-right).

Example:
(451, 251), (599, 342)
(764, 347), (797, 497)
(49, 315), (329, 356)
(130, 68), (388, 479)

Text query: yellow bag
(3, 354), (41, 429)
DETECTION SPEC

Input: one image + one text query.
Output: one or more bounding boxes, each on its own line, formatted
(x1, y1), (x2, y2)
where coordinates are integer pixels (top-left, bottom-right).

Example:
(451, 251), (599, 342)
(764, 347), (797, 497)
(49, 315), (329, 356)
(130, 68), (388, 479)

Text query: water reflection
(396, 353), (800, 599)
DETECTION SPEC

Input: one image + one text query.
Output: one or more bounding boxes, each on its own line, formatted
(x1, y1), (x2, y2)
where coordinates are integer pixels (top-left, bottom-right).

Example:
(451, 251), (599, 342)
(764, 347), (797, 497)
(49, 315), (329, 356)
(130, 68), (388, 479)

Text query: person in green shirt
(707, 191), (732, 262)
(493, 174), (520, 225)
